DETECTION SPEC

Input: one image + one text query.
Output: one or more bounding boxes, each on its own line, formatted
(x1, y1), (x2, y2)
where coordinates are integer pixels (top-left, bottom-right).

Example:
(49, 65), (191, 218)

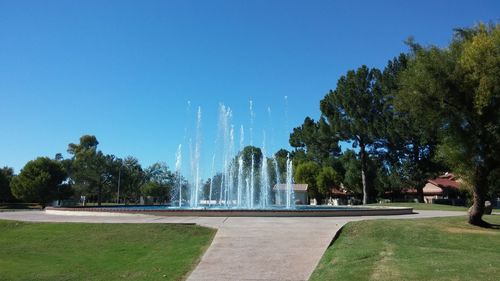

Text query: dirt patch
(445, 227), (499, 235)
(370, 243), (401, 281)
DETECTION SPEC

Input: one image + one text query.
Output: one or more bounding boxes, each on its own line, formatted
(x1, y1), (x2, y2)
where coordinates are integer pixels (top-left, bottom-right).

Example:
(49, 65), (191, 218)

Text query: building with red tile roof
(422, 173), (462, 203)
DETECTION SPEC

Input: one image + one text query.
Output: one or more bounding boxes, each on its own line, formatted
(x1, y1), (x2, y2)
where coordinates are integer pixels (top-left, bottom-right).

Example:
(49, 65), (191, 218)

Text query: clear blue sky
(1, 0), (499, 177)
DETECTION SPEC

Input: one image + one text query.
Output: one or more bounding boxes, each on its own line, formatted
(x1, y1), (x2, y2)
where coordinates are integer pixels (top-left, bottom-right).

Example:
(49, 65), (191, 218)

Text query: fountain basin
(46, 205), (413, 217)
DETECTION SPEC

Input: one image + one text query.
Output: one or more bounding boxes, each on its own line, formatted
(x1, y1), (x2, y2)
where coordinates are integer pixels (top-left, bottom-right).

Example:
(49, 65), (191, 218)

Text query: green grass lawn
(369, 202), (469, 211)
(310, 215), (500, 281)
(0, 220), (216, 281)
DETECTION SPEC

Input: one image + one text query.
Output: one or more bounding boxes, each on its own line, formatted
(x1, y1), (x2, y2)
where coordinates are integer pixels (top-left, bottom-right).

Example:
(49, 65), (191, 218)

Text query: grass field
(0, 221), (216, 281)
(369, 202), (469, 211)
(310, 215), (500, 281)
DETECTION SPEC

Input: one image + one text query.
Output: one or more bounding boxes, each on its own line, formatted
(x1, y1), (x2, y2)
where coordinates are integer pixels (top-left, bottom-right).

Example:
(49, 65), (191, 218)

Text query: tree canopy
(320, 65), (385, 204)
(294, 161), (321, 202)
(67, 136), (113, 206)
(141, 162), (175, 203)
(290, 117), (340, 165)
(10, 157), (70, 207)
(0, 167), (15, 202)
(397, 23), (500, 226)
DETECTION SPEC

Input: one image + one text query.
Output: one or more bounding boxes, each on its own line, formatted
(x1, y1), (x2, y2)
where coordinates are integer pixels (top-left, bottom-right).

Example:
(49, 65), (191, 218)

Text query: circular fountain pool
(46, 205), (413, 217)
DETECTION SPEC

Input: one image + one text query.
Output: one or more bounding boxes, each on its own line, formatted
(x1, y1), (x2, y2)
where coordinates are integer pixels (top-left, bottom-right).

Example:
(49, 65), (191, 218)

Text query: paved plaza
(0, 210), (466, 281)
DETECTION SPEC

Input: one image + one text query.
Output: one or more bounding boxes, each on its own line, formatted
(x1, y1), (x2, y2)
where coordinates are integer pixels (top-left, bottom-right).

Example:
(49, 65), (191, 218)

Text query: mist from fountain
(260, 132), (269, 208)
(175, 144), (182, 207)
(175, 102), (295, 210)
(273, 156), (281, 205)
(249, 100), (255, 208)
(286, 153), (295, 209)
(208, 153), (215, 206)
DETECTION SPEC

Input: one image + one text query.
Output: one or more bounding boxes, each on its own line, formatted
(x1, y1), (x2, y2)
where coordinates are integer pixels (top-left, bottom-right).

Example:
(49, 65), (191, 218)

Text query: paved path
(0, 210), (466, 281)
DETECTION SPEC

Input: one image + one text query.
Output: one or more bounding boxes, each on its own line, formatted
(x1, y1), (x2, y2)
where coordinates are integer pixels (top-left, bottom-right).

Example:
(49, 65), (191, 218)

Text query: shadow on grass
(476, 215), (500, 229)
(484, 222), (500, 229)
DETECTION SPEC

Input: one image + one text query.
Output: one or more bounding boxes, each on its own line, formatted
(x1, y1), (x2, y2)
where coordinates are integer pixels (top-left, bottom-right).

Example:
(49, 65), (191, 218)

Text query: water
(190, 107), (202, 207)
(250, 154), (255, 208)
(208, 154), (215, 206)
(174, 102), (296, 210)
(260, 132), (269, 208)
(100, 205), (371, 211)
(286, 153), (295, 209)
(273, 156), (281, 205)
(237, 155), (244, 207)
(175, 144), (182, 207)
(249, 101), (255, 208)
(237, 125), (244, 207)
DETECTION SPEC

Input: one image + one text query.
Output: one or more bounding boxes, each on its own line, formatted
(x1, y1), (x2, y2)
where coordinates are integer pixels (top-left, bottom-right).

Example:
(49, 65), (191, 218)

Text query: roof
(400, 188), (418, 194)
(273, 184), (308, 192)
(428, 173), (460, 189)
(423, 173), (461, 195)
(330, 185), (349, 196)
(385, 188), (417, 195)
(395, 173), (460, 195)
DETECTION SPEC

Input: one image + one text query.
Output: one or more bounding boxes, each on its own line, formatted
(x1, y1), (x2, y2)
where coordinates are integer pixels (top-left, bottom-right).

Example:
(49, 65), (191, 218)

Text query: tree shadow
(475, 218), (500, 229)
(484, 222), (500, 229)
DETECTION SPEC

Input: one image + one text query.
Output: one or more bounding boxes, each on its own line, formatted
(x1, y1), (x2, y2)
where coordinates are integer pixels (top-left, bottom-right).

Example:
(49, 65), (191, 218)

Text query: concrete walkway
(0, 210), (466, 281)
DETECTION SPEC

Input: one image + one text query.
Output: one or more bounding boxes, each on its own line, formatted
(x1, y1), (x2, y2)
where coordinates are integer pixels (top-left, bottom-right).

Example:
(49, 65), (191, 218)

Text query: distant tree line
(0, 135), (183, 207)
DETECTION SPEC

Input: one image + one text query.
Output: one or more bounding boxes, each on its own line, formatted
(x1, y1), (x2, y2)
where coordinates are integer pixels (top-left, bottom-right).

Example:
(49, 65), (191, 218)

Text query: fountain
(175, 144), (182, 207)
(166, 101), (290, 210)
(48, 100), (414, 217)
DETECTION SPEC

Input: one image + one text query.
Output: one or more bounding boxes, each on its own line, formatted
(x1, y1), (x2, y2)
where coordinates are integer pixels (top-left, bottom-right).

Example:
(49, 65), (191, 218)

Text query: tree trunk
(315, 196), (322, 205)
(469, 164), (488, 226)
(97, 184), (102, 206)
(413, 146), (425, 203)
(416, 180), (425, 203)
(417, 188), (425, 203)
(360, 143), (370, 204)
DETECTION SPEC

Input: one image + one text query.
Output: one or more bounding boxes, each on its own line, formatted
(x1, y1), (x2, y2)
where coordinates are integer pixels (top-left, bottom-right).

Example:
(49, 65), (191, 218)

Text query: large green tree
(0, 167), (15, 202)
(141, 162), (173, 203)
(117, 156), (145, 203)
(67, 135), (114, 205)
(272, 149), (290, 184)
(294, 161), (321, 203)
(10, 157), (69, 207)
(339, 150), (363, 196)
(239, 146), (263, 171)
(238, 146), (263, 193)
(380, 54), (446, 202)
(316, 166), (338, 200)
(398, 24), (500, 226)
(320, 66), (385, 204)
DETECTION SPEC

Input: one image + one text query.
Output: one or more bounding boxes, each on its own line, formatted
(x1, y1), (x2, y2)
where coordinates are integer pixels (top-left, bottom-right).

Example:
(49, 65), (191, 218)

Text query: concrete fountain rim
(45, 205), (414, 217)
